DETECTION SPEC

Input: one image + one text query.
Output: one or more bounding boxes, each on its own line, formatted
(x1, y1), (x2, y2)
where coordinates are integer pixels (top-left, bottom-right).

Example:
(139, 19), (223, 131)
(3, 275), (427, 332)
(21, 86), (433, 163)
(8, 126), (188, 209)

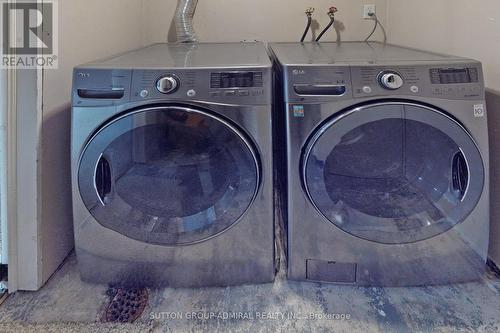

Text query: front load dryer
(71, 43), (275, 288)
(269, 42), (489, 286)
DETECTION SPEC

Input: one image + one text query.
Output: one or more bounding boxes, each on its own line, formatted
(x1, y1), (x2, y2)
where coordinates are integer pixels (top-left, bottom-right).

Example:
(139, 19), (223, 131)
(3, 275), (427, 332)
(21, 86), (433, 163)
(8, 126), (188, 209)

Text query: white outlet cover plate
(363, 4), (376, 19)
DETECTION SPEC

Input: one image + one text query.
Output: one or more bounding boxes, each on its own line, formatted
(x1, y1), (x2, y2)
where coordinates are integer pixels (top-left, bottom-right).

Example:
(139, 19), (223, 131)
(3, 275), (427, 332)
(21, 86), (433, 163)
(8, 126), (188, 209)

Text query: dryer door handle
(94, 155), (112, 205)
(452, 150), (469, 200)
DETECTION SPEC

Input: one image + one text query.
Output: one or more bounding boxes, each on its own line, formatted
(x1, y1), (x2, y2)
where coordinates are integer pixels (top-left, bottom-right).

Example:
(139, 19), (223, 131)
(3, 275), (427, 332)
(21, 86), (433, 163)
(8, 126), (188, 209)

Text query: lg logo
(292, 69), (306, 75)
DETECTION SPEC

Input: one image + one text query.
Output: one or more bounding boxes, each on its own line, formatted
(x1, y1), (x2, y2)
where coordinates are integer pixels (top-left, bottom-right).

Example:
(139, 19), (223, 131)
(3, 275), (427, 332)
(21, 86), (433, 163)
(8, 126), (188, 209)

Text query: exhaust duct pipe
(174, 0), (198, 43)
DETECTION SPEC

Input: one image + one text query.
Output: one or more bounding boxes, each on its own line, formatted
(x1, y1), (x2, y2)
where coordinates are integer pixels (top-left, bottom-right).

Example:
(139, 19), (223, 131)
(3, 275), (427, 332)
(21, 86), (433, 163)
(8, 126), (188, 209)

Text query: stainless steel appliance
(71, 43), (275, 287)
(269, 42), (489, 286)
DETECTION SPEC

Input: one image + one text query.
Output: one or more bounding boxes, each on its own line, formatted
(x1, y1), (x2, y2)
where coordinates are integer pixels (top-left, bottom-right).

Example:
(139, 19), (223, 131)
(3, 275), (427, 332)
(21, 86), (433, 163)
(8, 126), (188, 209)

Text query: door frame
(4, 67), (18, 291)
(7, 68), (44, 293)
(0, 69), (7, 266)
(1, 0), (45, 292)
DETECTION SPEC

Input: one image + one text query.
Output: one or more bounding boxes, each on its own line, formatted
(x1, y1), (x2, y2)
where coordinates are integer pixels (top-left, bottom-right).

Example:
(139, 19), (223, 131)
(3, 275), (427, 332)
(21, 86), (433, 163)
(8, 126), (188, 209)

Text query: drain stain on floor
(100, 287), (149, 323)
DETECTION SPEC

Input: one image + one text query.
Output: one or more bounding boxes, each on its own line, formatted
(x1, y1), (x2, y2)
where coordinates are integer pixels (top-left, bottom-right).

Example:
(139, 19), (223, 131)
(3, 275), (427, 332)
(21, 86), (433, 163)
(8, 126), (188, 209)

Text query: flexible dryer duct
(174, 0), (198, 43)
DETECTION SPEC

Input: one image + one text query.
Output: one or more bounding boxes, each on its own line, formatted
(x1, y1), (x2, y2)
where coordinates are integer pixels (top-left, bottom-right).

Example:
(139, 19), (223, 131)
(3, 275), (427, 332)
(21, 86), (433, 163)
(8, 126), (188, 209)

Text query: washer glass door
(303, 102), (484, 244)
(78, 106), (259, 245)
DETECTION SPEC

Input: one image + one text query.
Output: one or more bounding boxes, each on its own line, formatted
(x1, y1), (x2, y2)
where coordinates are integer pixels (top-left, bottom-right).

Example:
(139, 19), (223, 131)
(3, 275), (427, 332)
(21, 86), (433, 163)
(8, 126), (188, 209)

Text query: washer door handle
(95, 155), (112, 205)
(452, 150), (469, 200)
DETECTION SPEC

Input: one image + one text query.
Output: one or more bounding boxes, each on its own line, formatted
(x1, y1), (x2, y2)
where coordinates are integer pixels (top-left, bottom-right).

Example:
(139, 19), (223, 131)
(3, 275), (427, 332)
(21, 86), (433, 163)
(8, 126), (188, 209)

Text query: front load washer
(71, 43), (275, 288)
(269, 42), (489, 286)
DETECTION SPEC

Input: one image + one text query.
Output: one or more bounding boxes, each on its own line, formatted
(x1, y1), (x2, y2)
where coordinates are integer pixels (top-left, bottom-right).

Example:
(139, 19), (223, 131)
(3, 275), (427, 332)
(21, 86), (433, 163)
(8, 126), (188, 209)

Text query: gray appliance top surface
(269, 42), (474, 66)
(79, 42), (272, 69)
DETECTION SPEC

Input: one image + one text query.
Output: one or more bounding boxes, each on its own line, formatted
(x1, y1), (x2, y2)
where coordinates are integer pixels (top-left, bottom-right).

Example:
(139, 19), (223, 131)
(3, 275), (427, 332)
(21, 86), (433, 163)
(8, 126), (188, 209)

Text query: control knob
(156, 75), (179, 94)
(378, 71), (404, 90)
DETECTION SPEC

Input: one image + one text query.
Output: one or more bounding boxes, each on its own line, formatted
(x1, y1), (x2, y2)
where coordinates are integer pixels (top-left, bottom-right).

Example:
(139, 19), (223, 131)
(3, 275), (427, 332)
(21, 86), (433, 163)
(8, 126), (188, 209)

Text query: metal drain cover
(101, 287), (148, 323)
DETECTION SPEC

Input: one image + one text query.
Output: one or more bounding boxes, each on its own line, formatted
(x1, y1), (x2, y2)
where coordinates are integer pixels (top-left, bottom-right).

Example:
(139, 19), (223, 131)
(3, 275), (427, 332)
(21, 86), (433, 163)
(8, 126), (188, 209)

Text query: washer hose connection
(300, 7), (315, 43)
(316, 6), (338, 42)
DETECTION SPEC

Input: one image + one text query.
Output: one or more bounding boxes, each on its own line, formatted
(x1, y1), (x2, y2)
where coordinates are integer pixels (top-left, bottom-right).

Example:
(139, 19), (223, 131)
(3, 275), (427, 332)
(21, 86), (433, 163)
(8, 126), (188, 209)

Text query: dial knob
(156, 75), (179, 94)
(379, 71), (404, 90)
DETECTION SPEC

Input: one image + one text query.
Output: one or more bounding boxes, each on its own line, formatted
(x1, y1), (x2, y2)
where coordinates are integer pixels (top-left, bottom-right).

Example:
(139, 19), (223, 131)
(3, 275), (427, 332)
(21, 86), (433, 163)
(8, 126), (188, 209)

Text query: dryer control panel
(131, 69), (271, 105)
(72, 67), (272, 107)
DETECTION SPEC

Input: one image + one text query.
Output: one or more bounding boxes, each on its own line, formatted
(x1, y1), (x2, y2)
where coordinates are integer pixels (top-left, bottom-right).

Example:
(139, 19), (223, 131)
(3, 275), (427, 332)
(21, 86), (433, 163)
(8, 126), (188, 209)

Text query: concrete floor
(0, 254), (499, 332)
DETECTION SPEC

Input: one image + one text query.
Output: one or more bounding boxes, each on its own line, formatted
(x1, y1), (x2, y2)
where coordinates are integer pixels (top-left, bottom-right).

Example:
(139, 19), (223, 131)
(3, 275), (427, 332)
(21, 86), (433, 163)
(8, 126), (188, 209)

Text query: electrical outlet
(363, 4), (376, 19)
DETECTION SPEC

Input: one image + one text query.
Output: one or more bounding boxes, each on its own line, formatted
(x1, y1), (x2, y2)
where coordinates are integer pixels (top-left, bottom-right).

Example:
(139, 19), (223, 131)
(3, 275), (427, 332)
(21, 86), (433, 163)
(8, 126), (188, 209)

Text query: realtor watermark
(1, 0), (58, 68)
(149, 311), (352, 322)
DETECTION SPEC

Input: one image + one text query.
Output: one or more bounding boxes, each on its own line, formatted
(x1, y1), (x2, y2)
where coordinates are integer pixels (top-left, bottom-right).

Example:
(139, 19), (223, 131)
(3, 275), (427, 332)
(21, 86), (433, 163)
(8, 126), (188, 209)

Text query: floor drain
(101, 287), (149, 323)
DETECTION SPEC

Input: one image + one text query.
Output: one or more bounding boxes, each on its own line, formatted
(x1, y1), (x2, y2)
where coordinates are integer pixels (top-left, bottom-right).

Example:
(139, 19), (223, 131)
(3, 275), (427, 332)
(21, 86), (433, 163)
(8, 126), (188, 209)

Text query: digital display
(211, 72), (263, 89)
(430, 68), (479, 84)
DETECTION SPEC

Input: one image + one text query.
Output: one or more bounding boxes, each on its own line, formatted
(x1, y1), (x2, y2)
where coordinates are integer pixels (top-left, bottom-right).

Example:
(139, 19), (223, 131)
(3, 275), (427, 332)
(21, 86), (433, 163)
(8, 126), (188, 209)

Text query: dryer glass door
(303, 102), (484, 244)
(78, 106), (260, 245)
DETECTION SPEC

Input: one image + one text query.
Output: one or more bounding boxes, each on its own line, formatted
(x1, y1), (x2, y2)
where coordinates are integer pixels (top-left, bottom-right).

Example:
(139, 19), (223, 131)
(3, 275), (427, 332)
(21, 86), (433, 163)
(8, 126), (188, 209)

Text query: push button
(362, 86), (372, 94)
(224, 90), (236, 96)
(237, 90), (250, 96)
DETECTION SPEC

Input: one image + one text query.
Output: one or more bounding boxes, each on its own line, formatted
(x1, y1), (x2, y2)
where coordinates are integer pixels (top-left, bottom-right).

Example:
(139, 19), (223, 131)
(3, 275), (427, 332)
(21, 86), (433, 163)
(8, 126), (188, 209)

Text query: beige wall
(142, 0), (387, 43)
(386, 0), (500, 90)
(40, 0), (145, 286)
(386, 0), (500, 264)
(487, 90), (500, 263)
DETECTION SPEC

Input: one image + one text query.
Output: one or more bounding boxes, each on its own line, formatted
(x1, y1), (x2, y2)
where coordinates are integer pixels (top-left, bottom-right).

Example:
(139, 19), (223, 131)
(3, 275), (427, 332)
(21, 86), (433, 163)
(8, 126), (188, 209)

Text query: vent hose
(174, 0), (199, 43)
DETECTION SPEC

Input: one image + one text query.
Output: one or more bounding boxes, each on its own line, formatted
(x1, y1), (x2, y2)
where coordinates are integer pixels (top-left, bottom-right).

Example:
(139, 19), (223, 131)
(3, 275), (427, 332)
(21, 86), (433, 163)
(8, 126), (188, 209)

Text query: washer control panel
(350, 63), (484, 100)
(378, 71), (404, 90)
(284, 63), (484, 103)
(284, 65), (351, 103)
